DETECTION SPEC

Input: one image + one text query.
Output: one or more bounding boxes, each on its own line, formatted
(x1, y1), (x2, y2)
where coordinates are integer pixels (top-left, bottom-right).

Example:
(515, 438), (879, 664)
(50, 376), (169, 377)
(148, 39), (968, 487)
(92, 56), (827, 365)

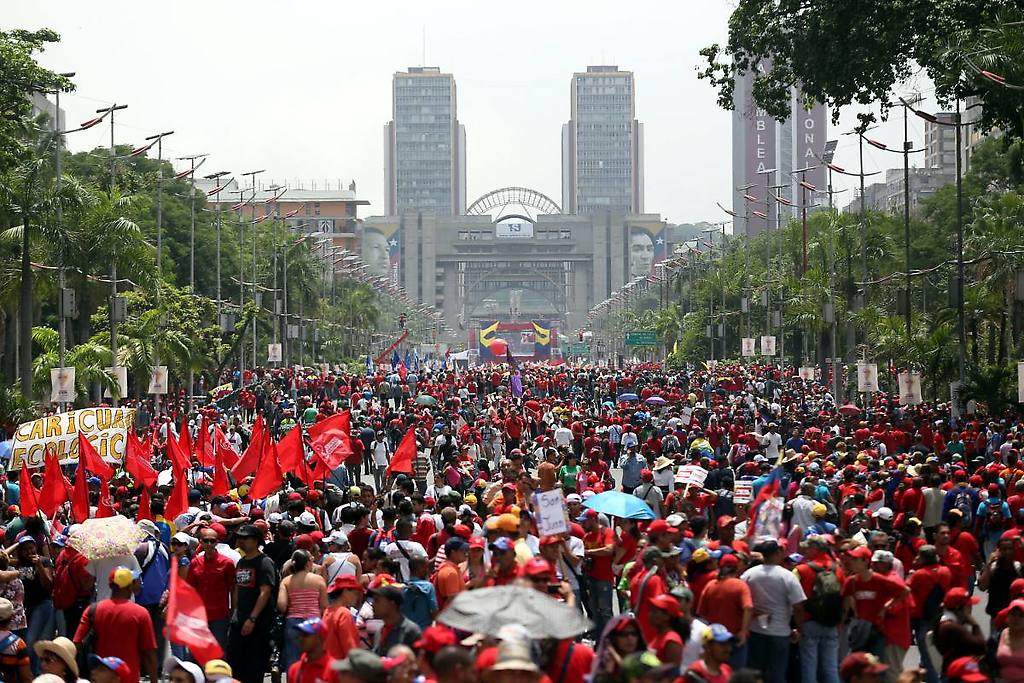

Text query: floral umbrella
(67, 515), (147, 561)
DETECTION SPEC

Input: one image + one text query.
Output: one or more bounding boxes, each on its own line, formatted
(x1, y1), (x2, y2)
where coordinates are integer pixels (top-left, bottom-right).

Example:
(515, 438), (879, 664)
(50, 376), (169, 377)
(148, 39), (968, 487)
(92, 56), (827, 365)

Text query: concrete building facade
(562, 66), (644, 215)
(384, 67), (466, 216)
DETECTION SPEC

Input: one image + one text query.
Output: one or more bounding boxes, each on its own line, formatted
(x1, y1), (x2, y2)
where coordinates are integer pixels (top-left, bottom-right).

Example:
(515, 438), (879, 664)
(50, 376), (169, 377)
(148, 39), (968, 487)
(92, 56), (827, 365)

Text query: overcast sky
(11, 1), (943, 226)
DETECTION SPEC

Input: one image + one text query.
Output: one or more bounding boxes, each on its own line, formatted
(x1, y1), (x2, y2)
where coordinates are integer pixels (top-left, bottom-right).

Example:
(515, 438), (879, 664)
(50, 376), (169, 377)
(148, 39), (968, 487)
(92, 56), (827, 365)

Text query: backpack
(847, 508), (870, 536)
(920, 571), (946, 622)
(804, 561), (843, 627)
(952, 488), (975, 525)
(984, 498), (1006, 531)
(52, 552), (86, 610)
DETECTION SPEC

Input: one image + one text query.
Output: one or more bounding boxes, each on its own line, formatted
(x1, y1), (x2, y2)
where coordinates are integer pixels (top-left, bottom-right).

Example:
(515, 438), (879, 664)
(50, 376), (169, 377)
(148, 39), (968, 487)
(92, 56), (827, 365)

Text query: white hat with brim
(165, 655), (206, 683)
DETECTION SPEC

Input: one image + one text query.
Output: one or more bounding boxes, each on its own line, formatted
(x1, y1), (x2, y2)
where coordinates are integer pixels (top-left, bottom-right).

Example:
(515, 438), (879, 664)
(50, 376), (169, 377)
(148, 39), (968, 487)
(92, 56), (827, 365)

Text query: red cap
(309, 530), (324, 545)
(1010, 579), (1024, 599)
(945, 656), (988, 682)
(424, 496), (436, 507)
(468, 537), (486, 550)
(641, 469), (654, 482)
(413, 625), (458, 654)
(647, 520), (669, 535)
(328, 575), (363, 594)
(717, 515), (736, 528)
(944, 587), (981, 610)
(539, 535), (563, 546)
(718, 553), (739, 569)
(209, 522), (227, 541)
(839, 653), (888, 681)
(568, 522), (585, 539)
(520, 557), (555, 578)
(845, 545), (872, 561)
(294, 534), (315, 551)
(287, 492), (303, 502)
(453, 524), (472, 540)
(648, 594), (682, 618)
(989, 483), (1001, 494)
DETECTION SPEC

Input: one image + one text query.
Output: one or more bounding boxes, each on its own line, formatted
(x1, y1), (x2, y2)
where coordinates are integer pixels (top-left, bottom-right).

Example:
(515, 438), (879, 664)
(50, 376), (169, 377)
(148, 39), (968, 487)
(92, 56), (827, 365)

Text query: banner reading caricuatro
(8, 407), (135, 471)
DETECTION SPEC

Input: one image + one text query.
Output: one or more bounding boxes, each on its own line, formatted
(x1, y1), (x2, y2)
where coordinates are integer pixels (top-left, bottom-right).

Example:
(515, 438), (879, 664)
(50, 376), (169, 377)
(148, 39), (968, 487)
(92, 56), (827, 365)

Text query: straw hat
(34, 637), (79, 678)
(484, 637), (540, 680)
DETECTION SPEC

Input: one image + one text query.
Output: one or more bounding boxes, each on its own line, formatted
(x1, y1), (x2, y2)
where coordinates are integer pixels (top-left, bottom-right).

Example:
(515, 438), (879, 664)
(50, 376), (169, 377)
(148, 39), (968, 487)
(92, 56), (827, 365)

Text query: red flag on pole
(77, 432), (114, 480)
(125, 430), (158, 489)
(136, 487), (153, 522)
(165, 571), (223, 664)
(384, 429), (416, 480)
(306, 411), (352, 469)
(277, 427), (312, 487)
(196, 417), (214, 468)
(231, 415), (267, 480)
(38, 447), (68, 517)
(211, 447), (230, 497)
(248, 441), (284, 500)
(71, 460), (90, 523)
(19, 464), (39, 518)
(179, 421), (194, 465)
(95, 476), (115, 518)
(164, 464), (189, 521)
(212, 426), (238, 468)
(166, 430), (190, 471)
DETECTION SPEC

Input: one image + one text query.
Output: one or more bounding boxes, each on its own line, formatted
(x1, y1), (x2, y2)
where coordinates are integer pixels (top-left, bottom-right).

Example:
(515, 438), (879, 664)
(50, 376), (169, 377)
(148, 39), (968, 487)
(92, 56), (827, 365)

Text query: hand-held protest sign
(533, 489), (569, 536)
(8, 407), (136, 470)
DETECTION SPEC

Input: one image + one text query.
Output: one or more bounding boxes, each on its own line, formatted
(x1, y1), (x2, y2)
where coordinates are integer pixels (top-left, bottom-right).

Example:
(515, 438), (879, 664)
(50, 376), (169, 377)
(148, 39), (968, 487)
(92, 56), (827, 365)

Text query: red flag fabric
(196, 417), (214, 468)
(248, 441), (283, 500)
(125, 430), (158, 488)
(179, 421), (194, 466)
(136, 487), (152, 522)
(211, 447), (230, 497)
(166, 430), (190, 471)
(212, 427), (239, 468)
(38, 448), (68, 517)
(71, 460), (90, 523)
(77, 432), (114, 480)
(164, 464), (189, 521)
(276, 427), (312, 487)
(231, 415), (267, 480)
(95, 476), (115, 518)
(19, 464), (39, 518)
(165, 570), (223, 664)
(385, 429), (416, 479)
(306, 411), (352, 469)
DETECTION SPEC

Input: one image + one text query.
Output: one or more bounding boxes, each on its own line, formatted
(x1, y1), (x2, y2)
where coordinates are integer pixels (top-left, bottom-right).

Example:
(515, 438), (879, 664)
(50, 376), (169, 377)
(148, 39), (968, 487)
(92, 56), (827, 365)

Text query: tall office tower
(562, 65), (644, 215)
(732, 68), (828, 237)
(384, 67), (466, 215)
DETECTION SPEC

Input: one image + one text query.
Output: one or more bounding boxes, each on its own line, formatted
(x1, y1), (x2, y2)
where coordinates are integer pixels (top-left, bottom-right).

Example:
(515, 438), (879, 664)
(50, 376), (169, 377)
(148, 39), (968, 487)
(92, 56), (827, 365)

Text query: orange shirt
(435, 560), (465, 610)
(697, 576), (752, 635)
(322, 604), (358, 660)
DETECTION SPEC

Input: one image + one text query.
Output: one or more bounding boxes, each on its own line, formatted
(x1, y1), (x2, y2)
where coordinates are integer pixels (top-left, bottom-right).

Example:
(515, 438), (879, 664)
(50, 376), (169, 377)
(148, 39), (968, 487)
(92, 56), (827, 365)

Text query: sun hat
(33, 637), (78, 678)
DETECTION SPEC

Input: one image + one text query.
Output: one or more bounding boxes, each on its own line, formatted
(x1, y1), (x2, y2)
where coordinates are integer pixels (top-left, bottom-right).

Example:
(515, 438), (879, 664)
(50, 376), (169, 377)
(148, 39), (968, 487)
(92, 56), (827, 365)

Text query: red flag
(165, 570), (223, 664)
(212, 427), (239, 468)
(179, 421), (194, 465)
(231, 415), (267, 480)
(164, 464), (189, 521)
(19, 464), (39, 518)
(211, 447), (230, 497)
(196, 417), (214, 468)
(125, 430), (158, 488)
(136, 487), (153, 522)
(166, 429), (190, 471)
(277, 427), (313, 487)
(306, 411), (352, 469)
(77, 432), (114, 480)
(71, 460), (90, 523)
(38, 447), (68, 517)
(310, 453), (331, 482)
(385, 429), (416, 479)
(248, 441), (284, 500)
(95, 476), (115, 518)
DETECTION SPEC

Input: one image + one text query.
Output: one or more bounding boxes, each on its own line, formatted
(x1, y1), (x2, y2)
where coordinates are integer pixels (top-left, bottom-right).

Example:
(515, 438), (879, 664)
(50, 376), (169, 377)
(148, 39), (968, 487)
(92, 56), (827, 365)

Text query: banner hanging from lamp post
(50, 367), (76, 404)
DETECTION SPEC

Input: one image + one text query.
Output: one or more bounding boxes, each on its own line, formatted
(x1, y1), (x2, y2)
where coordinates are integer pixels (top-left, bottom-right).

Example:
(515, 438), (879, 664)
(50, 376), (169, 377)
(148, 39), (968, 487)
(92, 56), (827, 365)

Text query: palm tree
(0, 383), (34, 438)
(29, 326), (117, 404)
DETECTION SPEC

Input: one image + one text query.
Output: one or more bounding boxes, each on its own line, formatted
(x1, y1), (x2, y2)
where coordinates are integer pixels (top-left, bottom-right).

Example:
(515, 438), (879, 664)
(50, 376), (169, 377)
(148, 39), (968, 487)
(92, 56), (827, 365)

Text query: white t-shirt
(741, 563), (807, 637)
(554, 427), (573, 448)
(384, 539), (427, 580)
(87, 554), (142, 602)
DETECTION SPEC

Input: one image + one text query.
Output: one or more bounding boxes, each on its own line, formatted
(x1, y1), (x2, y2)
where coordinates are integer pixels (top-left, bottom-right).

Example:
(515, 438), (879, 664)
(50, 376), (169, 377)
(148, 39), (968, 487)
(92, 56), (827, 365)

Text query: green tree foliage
(698, 2), (1024, 137)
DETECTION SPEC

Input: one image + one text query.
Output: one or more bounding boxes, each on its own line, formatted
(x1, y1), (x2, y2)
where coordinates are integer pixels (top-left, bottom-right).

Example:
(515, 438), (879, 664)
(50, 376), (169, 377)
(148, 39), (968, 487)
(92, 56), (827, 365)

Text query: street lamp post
(241, 169), (265, 370)
(203, 171), (232, 328)
(143, 130), (174, 417)
(50, 72), (75, 410)
(100, 104), (128, 403)
(176, 154), (208, 291)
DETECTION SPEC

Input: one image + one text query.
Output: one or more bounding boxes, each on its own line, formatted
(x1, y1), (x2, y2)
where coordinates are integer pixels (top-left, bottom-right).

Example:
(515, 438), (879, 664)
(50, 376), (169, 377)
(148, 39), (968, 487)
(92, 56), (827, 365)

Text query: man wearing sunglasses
(184, 527), (236, 649)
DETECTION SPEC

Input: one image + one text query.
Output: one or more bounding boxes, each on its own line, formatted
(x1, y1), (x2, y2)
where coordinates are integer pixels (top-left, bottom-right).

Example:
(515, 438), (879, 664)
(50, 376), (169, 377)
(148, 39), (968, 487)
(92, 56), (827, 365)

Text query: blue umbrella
(0, 440), (10, 461)
(618, 393), (639, 402)
(582, 490), (656, 520)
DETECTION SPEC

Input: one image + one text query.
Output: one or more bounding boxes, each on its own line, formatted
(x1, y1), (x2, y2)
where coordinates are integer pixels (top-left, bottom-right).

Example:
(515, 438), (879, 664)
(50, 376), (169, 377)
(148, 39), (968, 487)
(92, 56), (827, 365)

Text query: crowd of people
(2, 359), (1023, 683)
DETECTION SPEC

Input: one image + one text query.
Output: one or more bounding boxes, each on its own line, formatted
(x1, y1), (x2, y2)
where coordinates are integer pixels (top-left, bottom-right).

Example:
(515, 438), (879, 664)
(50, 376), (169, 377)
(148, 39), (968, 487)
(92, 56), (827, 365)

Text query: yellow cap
(496, 513), (520, 533)
(108, 566), (140, 588)
(204, 660), (233, 678)
(465, 494), (478, 505)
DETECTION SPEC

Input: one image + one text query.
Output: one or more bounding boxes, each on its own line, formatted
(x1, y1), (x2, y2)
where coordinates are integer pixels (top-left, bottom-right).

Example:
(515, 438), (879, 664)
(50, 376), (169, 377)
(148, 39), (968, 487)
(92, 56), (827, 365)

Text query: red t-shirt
(629, 569), (667, 644)
(841, 572), (906, 628)
(687, 660), (733, 683)
(697, 576), (753, 635)
(288, 652), (338, 683)
(583, 527), (615, 582)
(649, 629), (684, 663)
(939, 546), (970, 588)
(542, 640), (594, 683)
(907, 565), (953, 619)
(186, 551), (237, 620)
(951, 530), (981, 568)
(74, 598), (157, 683)
(347, 527), (372, 561)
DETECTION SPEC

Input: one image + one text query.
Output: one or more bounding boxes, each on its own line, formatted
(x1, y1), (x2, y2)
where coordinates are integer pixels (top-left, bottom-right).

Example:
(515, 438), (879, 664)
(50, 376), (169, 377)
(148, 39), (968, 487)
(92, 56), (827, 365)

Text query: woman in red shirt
(645, 594), (684, 666)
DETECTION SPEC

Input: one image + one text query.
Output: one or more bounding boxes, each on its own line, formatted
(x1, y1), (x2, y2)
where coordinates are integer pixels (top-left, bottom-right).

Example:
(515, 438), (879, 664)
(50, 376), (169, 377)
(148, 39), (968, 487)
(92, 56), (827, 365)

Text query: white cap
(327, 530), (348, 546)
(297, 511), (317, 527)
(268, 512), (283, 524)
(871, 549), (895, 564)
(165, 656), (205, 683)
(172, 532), (193, 545)
(565, 493), (582, 504)
(874, 507), (894, 521)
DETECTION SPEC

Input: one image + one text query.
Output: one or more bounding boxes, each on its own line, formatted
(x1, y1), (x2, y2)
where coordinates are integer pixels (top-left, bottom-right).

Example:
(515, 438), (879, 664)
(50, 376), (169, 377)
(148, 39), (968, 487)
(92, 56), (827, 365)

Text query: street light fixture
(203, 170), (232, 326)
(176, 153), (208, 291)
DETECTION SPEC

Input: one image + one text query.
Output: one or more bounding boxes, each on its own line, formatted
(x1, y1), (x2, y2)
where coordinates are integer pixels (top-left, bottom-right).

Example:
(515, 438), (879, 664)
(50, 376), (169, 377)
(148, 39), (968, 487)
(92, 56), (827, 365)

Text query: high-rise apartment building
(384, 67), (466, 216)
(924, 112), (960, 175)
(562, 66), (644, 215)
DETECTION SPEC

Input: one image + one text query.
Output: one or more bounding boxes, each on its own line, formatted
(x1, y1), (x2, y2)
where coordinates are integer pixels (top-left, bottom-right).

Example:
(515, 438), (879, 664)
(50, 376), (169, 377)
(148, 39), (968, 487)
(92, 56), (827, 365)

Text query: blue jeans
(748, 632), (791, 683)
(25, 600), (55, 673)
(586, 579), (614, 638)
(912, 618), (939, 683)
(282, 617), (304, 672)
(728, 639), (749, 669)
(800, 620), (840, 683)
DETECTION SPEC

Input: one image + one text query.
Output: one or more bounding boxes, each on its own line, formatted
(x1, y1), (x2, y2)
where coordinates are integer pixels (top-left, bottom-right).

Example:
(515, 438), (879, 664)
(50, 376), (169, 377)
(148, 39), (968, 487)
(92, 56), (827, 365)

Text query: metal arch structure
(465, 186), (562, 220)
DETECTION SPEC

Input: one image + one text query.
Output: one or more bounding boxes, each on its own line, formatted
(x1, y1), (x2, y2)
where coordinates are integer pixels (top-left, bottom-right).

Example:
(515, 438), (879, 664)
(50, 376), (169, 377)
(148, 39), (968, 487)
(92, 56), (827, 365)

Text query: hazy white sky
(11, 1), (943, 225)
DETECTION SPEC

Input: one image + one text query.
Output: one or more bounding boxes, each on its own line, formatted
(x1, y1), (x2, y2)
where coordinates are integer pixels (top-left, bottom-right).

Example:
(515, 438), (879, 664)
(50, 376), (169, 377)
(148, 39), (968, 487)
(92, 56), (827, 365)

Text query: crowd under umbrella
(644, 395), (667, 406)
(438, 586), (592, 639)
(618, 393), (639, 402)
(415, 395), (437, 406)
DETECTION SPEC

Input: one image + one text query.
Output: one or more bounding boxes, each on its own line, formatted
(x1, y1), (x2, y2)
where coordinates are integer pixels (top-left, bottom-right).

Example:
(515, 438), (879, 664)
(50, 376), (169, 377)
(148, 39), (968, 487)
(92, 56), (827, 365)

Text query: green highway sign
(569, 343), (590, 355)
(625, 331), (658, 346)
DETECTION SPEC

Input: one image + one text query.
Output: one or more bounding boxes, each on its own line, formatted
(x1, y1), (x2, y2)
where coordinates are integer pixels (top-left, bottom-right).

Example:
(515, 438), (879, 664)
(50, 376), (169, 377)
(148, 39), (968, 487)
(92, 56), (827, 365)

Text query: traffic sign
(625, 331), (657, 346)
(569, 343), (590, 355)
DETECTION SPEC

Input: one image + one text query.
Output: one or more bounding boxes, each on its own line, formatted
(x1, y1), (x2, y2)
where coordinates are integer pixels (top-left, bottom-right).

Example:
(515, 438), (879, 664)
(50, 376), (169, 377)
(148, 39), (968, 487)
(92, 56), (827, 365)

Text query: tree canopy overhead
(698, 1), (1024, 136)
